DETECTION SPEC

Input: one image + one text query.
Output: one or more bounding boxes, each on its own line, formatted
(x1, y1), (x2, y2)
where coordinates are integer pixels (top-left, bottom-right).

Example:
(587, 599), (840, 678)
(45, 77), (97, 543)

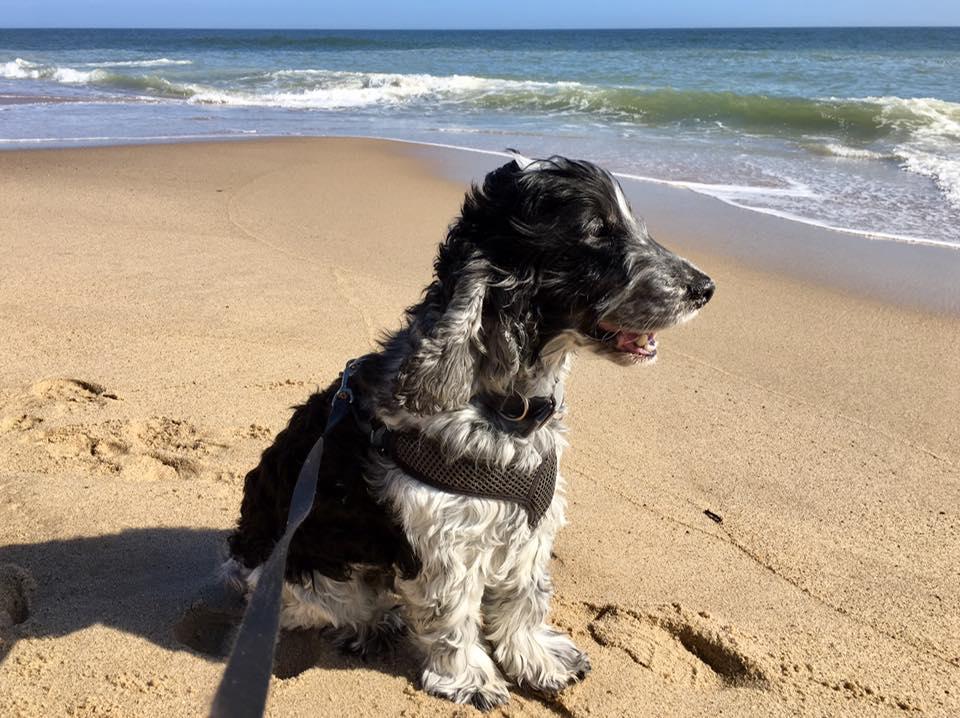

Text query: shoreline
(364, 135), (960, 251)
(1, 137), (957, 717)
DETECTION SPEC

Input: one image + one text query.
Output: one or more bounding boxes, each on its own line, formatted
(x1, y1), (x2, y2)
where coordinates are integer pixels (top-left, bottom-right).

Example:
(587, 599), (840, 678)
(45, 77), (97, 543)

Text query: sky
(1, 0), (959, 29)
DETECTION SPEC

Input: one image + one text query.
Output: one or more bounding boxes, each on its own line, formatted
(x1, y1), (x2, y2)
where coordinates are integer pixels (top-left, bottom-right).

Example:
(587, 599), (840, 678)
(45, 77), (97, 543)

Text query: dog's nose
(687, 274), (715, 306)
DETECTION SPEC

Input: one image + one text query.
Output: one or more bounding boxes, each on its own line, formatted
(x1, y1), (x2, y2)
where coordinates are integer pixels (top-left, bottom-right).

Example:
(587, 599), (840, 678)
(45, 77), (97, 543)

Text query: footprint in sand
(28, 378), (118, 404)
(0, 378), (116, 437)
(588, 603), (769, 690)
(68, 417), (218, 481)
(587, 603), (924, 711)
(0, 378), (115, 435)
(0, 564), (36, 629)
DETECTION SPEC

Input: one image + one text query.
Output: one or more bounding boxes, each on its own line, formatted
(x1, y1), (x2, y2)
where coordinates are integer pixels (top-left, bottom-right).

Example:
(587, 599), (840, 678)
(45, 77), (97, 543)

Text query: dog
(224, 153), (715, 709)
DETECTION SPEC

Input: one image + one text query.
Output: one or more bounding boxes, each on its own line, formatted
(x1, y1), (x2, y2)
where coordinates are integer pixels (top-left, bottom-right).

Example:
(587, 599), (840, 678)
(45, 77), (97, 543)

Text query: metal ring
(498, 392), (530, 422)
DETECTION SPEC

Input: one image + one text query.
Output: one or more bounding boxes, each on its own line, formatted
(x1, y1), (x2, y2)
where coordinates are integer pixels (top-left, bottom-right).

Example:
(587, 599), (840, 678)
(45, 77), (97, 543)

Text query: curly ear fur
(477, 273), (537, 395)
(396, 257), (490, 413)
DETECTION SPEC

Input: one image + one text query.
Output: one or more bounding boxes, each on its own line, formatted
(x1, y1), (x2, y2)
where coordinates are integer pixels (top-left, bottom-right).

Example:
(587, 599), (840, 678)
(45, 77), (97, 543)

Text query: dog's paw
(332, 608), (407, 660)
(498, 627), (591, 695)
(555, 641), (592, 682)
(421, 666), (510, 711)
(535, 630), (592, 694)
(467, 683), (511, 712)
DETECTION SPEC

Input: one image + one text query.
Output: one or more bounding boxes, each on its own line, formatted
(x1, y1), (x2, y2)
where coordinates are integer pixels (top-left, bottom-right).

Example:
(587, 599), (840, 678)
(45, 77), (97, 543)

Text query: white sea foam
(53, 67), (102, 83)
(615, 173), (958, 248)
(820, 143), (891, 160)
(1, 58), (102, 83)
(1, 58), (41, 79)
(898, 150), (960, 208)
(185, 71), (580, 109)
(869, 96), (960, 209)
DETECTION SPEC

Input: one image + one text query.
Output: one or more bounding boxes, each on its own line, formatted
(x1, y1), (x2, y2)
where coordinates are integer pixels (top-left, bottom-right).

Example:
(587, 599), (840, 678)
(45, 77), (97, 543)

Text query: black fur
(228, 356), (419, 584)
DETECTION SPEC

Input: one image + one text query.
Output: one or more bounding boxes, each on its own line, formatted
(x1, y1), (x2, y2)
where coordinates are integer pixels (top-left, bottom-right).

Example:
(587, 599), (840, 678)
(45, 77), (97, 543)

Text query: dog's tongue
(616, 330), (657, 355)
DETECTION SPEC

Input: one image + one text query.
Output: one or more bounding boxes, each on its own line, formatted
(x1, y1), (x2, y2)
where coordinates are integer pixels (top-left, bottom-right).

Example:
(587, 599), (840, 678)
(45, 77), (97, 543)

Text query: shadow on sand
(0, 527), (420, 683)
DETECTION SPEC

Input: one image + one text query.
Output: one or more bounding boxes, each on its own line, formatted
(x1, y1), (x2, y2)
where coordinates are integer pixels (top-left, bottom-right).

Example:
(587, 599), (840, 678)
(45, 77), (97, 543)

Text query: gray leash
(209, 359), (360, 718)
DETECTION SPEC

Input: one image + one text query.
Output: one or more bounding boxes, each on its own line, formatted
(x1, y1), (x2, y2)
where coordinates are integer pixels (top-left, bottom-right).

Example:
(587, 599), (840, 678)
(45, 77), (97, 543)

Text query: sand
(0, 137), (958, 717)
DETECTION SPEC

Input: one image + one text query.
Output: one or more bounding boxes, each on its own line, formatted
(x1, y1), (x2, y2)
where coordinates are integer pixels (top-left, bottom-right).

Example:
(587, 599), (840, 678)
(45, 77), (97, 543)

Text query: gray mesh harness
(385, 430), (558, 528)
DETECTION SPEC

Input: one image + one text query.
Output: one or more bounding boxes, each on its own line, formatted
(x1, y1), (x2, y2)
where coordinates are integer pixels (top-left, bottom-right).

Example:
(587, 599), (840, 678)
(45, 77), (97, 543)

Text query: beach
(1, 137), (959, 717)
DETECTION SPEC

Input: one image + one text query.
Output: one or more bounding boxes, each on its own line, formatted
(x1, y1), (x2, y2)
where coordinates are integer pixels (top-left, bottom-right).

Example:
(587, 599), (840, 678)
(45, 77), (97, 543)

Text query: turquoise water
(2, 28), (959, 246)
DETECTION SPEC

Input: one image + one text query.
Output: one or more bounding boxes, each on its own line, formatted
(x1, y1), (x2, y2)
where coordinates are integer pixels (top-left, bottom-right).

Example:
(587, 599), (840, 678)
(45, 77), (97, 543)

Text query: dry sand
(0, 137), (958, 717)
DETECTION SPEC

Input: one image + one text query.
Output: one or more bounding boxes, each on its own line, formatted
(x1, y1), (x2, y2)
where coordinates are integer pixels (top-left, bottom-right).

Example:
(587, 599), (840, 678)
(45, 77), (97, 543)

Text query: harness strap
(385, 429), (558, 527)
(209, 359), (361, 718)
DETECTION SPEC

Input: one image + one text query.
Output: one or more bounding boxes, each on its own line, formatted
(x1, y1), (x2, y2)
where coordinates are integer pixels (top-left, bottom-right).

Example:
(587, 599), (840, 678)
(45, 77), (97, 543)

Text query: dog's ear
(396, 258), (489, 413)
(478, 276), (534, 394)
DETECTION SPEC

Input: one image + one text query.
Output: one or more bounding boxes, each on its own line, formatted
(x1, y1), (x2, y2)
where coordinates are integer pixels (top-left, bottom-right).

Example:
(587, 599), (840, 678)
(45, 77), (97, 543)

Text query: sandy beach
(1, 137), (958, 717)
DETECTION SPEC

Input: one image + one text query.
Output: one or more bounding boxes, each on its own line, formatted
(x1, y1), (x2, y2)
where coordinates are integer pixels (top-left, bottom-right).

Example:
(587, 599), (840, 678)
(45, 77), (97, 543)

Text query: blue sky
(1, 0), (958, 29)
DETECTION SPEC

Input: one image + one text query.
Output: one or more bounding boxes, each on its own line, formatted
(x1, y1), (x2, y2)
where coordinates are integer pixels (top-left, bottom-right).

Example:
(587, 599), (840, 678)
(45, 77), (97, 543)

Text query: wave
(211, 73), (895, 140)
(162, 71), (960, 148)
(4, 58), (959, 209)
(867, 96), (960, 209)
(1, 58), (193, 96)
(186, 72), (582, 110)
(800, 97), (960, 209)
(4, 58), (956, 137)
(2, 58), (101, 83)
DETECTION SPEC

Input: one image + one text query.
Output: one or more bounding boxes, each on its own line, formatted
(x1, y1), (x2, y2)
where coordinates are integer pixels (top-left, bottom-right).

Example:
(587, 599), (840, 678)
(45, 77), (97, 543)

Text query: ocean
(2, 27), (959, 247)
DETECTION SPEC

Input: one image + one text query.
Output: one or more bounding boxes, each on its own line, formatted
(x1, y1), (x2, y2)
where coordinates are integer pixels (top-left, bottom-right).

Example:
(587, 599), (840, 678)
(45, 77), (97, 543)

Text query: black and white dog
(225, 154), (714, 709)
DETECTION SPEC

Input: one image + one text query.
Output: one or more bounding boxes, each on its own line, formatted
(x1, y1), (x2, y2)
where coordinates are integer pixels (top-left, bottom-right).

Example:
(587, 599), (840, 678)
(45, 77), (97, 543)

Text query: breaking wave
(870, 96), (960, 209)
(3, 58), (956, 134)
(4, 58), (959, 209)
(1, 58), (193, 95)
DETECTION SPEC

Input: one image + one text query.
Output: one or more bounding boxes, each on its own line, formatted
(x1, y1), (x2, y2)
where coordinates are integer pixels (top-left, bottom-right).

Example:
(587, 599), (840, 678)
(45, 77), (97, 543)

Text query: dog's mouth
(593, 321), (658, 362)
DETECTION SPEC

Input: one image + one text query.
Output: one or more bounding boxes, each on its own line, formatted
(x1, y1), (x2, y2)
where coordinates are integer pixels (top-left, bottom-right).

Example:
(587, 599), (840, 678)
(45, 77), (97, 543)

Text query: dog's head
(396, 154), (714, 412)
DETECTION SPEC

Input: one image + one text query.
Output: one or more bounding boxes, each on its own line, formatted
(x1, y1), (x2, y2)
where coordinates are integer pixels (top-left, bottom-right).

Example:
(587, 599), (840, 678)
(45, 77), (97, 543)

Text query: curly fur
(226, 153), (714, 709)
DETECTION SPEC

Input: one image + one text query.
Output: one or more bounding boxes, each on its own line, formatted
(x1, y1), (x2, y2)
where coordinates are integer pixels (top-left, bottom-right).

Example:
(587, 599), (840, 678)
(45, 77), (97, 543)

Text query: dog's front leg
(483, 513), (591, 694)
(396, 548), (510, 710)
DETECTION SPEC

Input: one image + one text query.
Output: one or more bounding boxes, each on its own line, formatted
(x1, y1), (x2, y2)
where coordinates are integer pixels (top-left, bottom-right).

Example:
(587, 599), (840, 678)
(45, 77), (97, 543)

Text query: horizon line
(3, 24), (960, 31)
